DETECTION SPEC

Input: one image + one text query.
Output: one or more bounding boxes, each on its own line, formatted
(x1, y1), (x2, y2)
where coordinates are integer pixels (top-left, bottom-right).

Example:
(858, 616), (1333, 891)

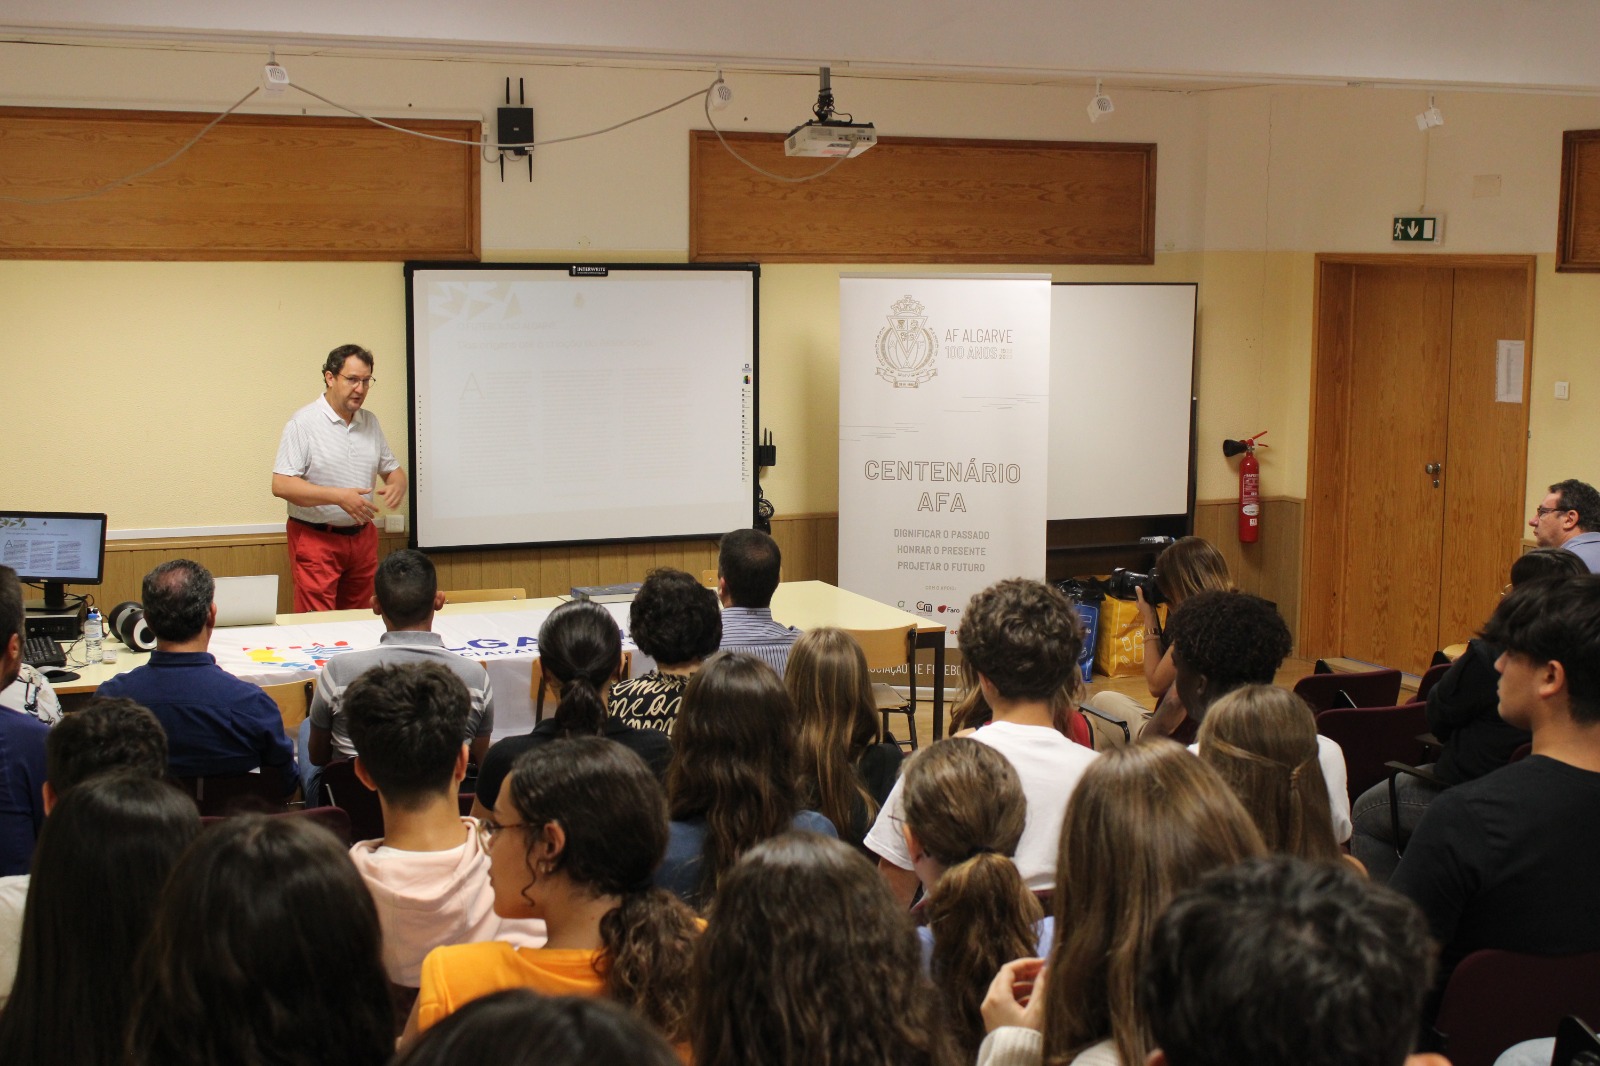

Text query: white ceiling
(5, 0), (1600, 92)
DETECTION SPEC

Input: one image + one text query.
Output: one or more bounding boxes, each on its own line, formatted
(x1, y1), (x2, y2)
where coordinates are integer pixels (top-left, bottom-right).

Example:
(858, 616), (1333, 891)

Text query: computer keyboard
(21, 635), (66, 669)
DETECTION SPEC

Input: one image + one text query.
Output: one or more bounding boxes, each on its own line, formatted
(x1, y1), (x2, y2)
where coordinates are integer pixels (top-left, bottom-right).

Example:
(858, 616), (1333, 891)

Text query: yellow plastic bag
(1093, 596), (1162, 678)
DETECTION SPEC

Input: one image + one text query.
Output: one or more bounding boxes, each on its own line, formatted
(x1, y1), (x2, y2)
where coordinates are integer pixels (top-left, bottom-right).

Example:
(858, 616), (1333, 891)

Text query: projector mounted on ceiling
(785, 66), (877, 158)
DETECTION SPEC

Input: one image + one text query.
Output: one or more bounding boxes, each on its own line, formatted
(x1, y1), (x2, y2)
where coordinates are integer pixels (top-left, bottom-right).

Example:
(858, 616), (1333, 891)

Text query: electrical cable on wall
(2, 63), (857, 205)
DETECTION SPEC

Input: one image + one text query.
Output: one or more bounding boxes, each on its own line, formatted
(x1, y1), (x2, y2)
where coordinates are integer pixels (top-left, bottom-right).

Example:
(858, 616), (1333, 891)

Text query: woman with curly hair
(659, 651), (836, 907)
(411, 737), (700, 1049)
(611, 568), (722, 736)
(978, 742), (1265, 1066)
(899, 739), (1045, 1059)
(126, 813), (395, 1066)
(690, 831), (963, 1066)
(473, 599), (671, 815)
(785, 627), (902, 848)
(1198, 684), (1346, 866)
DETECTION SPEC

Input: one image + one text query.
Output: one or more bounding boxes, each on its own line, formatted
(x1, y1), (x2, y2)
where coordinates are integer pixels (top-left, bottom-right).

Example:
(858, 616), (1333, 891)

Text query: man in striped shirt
(272, 344), (408, 612)
(715, 528), (799, 676)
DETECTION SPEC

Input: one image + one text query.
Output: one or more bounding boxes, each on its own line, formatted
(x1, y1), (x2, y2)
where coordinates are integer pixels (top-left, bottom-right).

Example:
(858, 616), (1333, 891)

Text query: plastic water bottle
(84, 607), (103, 664)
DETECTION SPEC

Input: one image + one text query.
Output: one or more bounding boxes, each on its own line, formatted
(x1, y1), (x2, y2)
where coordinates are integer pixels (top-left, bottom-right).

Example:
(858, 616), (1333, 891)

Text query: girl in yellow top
(406, 737), (700, 1048)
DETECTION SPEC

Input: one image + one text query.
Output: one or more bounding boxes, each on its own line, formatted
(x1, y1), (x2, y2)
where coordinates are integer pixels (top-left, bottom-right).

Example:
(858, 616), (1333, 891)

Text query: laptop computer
(212, 575), (280, 627)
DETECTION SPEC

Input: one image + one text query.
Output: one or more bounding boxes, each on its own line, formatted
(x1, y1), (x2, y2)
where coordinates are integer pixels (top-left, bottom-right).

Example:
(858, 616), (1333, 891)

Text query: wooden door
(1438, 269), (1532, 643)
(1337, 266), (1453, 671)
(1304, 255), (1534, 676)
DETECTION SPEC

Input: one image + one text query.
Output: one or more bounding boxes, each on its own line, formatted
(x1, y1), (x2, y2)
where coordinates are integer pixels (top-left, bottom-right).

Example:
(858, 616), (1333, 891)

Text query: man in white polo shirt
(272, 344), (408, 612)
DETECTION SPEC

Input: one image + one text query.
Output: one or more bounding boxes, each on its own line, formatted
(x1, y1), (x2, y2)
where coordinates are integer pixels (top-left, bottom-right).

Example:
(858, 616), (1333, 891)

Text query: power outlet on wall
(385, 514), (406, 533)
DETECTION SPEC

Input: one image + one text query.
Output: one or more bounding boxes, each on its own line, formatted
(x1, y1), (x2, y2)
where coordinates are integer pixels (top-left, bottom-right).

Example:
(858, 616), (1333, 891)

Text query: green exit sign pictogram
(1392, 216), (1439, 242)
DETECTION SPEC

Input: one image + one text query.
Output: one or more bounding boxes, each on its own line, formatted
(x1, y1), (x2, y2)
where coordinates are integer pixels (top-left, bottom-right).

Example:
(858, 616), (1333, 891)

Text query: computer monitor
(0, 510), (108, 612)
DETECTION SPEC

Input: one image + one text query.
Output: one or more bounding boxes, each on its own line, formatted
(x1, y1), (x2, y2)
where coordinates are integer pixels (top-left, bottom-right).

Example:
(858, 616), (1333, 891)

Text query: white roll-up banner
(838, 275), (1051, 644)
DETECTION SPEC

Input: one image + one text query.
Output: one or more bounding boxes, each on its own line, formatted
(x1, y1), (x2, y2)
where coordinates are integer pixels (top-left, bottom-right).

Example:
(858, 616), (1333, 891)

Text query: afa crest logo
(875, 295), (938, 388)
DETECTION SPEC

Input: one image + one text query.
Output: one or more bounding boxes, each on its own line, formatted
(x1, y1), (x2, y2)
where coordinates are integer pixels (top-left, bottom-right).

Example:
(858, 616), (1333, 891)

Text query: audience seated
(658, 651), (837, 906)
(978, 741), (1265, 1066)
(689, 830), (963, 1066)
(0, 567), (47, 879)
(341, 661), (545, 990)
(1141, 856), (1447, 1066)
(866, 579), (1099, 907)
(473, 600), (670, 815)
(393, 989), (680, 1066)
(899, 738), (1043, 1058)
(305, 549), (495, 801)
(714, 528), (799, 674)
(610, 567), (722, 735)
(1529, 478), (1600, 572)
(0, 696), (169, 1004)
(1161, 589), (1352, 843)
(96, 559), (294, 785)
(786, 626), (904, 849)
(126, 814), (395, 1066)
(1197, 684), (1347, 868)
(410, 738), (699, 1050)
(1391, 573), (1600, 1015)
(1352, 547), (1586, 880)
(0, 773), (199, 1066)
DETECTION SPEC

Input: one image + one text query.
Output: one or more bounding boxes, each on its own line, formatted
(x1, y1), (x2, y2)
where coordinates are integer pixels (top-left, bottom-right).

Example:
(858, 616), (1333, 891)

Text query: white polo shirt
(864, 720), (1099, 892)
(274, 395), (399, 526)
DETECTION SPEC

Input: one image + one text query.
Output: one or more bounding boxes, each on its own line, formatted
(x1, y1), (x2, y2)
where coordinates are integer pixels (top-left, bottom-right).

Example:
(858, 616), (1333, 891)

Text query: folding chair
(1433, 949), (1600, 1066)
(1293, 668), (1403, 713)
(842, 624), (920, 751)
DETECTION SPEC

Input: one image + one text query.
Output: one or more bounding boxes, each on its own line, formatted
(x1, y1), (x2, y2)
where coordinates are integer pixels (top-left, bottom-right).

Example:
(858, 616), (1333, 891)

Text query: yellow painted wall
(3, 42), (1600, 535)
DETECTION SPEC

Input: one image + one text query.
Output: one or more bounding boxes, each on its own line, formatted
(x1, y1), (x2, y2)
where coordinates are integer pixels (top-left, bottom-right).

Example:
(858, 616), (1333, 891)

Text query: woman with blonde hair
(979, 741), (1265, 1066)
(1196, 684), (1344, 866)
(899, 738), (1045, 1059)
(785, 627), (903, 848)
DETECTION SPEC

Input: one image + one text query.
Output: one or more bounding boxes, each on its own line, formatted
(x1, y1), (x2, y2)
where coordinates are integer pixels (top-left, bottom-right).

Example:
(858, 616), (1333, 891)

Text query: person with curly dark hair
(1140, 856), (1445, 1066)
(1529, 478), (1600, 571)
(865, 579), (1099, 909)
(410, 739), (701, 1054)
(689, 831), (963, 1066)
(1162, 590), (1351, 845)
(611, 568), (722, 735)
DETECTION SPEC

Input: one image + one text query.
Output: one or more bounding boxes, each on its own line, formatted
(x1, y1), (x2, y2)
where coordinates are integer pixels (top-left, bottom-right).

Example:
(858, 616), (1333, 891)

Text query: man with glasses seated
(1528, 478), (1600, 573)
(272, 343), (408, 612)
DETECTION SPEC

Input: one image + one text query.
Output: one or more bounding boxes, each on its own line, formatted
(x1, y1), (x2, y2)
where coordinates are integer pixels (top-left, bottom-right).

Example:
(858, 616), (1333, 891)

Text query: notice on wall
(1496, 339), (1526, 403)
(838, 274), (1051, 645)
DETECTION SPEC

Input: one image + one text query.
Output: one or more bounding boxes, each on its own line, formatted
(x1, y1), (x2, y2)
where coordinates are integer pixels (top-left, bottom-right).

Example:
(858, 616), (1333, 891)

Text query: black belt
(290, 517), (365, 536)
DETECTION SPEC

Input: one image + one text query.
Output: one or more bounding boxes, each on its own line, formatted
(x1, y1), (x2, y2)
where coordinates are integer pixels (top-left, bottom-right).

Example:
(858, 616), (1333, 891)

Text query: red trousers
(286, 519), (378, 613)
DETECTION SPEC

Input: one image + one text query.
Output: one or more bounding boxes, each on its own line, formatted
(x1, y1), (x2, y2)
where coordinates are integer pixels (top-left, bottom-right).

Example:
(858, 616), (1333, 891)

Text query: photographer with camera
(1081, 537), (1234, 745)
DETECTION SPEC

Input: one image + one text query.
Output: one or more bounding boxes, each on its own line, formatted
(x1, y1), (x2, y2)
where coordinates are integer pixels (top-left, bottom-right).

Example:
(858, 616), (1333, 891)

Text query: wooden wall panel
(0, 108), (480, 260)
(1557, 129), (1600, 271)
(690, 132), (1155, 264)
(63, 514), (836, 614)
(1193, 498), (1304, 648)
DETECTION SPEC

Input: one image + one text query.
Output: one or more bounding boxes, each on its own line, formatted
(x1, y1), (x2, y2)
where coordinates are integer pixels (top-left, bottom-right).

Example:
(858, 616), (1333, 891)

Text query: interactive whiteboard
(406, 263), (758, 550)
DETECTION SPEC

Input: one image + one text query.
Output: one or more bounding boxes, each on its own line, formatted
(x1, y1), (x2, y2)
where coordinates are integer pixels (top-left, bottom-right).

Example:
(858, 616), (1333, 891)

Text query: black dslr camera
(1108, 567), (1164, 606)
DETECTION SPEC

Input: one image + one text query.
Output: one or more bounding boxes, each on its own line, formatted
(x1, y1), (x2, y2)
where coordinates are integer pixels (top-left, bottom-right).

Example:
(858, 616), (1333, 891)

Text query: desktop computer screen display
(0, 510), (107, 610)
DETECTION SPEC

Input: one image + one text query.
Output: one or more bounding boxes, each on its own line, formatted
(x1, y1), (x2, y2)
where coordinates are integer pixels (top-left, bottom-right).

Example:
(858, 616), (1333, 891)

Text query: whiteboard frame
(403, 260), (761, 553)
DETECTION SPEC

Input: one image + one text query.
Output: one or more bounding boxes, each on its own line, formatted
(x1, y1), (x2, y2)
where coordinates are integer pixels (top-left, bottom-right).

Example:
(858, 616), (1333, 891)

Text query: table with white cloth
(56, 581), (948, 738)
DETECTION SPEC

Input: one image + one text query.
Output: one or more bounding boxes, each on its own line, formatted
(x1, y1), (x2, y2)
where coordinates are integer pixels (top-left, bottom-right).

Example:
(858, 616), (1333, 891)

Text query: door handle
(1425, 463), (1441, 475)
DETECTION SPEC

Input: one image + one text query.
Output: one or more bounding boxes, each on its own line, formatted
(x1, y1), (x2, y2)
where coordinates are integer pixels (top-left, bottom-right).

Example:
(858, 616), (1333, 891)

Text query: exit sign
(1392, 216), (1440, 242)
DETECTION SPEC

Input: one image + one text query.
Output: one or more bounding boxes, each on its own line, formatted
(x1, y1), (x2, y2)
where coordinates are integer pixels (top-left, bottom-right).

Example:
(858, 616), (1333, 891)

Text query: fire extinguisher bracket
(1223, 432), (1269, 544)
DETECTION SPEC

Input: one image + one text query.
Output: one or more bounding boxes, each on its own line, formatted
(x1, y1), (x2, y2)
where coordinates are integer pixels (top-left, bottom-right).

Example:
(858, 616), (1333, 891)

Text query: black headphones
(108, 601), (157, 652)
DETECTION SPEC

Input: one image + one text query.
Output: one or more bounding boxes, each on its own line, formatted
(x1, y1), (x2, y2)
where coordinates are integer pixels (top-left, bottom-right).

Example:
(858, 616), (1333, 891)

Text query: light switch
(1555, 381), (1570, 400)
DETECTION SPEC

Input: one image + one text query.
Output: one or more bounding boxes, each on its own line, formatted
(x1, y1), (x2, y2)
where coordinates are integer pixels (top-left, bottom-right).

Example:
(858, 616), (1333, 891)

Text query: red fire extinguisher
(1223, 432), (1269, 543)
